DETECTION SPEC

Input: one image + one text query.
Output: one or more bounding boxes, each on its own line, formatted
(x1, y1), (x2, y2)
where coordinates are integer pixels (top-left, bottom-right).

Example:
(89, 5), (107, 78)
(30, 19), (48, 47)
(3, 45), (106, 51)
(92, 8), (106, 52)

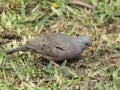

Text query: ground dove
(7, 33), (93, 61)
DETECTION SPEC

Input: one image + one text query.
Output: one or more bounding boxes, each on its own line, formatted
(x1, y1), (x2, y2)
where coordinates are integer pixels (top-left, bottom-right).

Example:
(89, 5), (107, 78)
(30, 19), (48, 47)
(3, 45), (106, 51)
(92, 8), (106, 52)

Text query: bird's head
(77, 35), (93, 53)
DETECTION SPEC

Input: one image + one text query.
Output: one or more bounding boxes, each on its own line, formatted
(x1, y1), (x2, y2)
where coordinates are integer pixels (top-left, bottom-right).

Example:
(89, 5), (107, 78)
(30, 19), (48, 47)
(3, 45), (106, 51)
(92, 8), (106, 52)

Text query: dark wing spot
(41, 47), (44, 50)
(43, 44), (45, 46)
(42, 39), (44, 41)
(46, 54), (50, 56)
(56, 46), (65, 51)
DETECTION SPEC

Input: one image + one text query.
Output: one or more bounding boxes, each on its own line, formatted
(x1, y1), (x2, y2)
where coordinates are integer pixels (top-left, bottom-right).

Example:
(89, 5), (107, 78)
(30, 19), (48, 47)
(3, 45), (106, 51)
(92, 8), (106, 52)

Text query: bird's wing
(26, 35), (51, 54)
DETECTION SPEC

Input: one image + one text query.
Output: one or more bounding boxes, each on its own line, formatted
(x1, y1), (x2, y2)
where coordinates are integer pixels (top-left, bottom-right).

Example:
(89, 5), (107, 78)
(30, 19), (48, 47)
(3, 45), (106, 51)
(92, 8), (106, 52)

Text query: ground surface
(0, 0), (120, 90)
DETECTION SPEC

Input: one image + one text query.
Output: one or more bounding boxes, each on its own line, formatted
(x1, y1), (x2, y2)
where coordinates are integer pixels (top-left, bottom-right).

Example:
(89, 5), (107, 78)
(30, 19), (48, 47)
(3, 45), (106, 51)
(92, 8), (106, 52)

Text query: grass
(0, 0), (120, 90)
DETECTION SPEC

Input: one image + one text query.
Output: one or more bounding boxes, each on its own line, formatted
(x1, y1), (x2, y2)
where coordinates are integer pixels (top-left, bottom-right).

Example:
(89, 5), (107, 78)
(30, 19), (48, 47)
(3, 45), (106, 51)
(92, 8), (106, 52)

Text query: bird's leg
(49, 60), (78, 76)
(50, 60), (60, 67)
(44, 55), (78, 76)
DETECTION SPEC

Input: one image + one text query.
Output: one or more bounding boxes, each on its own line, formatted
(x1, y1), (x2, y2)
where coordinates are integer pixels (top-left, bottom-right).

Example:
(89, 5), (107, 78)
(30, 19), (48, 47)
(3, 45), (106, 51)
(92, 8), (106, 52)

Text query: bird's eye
(85, 43), (88, 46)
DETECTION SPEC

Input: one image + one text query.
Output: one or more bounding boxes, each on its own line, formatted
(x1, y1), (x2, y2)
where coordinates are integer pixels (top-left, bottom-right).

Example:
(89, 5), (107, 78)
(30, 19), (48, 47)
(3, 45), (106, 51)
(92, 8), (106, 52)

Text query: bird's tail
(6, 45), (27, 55)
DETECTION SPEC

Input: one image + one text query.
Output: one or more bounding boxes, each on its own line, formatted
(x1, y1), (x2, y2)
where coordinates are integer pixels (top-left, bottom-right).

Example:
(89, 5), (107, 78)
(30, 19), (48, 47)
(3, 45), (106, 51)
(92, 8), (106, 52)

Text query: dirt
(0, 31), (21, 45)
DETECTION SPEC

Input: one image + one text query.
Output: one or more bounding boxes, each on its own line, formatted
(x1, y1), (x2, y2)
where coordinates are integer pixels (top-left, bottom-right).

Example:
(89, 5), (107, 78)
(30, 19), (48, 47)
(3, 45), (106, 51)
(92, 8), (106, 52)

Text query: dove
(7, 33), (93, 61)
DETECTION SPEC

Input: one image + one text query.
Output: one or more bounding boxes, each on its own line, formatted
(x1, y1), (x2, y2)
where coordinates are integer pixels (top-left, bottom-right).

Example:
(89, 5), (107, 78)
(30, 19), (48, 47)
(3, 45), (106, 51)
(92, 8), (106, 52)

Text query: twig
(69, 0), (94, 9)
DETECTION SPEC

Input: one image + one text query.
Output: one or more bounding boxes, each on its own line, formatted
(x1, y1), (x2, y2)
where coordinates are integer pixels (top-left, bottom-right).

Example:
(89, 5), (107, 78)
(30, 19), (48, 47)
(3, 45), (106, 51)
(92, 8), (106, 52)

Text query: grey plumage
(7, 33), (92, 61)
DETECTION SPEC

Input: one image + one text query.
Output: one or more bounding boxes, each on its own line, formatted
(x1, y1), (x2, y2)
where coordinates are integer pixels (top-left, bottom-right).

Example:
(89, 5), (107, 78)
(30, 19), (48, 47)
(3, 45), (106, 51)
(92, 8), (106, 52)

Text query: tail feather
(7, 45), (27, 55)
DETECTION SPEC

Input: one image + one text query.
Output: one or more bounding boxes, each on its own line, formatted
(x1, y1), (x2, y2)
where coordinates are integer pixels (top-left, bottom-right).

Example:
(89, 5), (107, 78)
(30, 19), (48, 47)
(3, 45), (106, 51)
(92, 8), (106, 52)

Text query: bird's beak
(87, 45), (93, 54)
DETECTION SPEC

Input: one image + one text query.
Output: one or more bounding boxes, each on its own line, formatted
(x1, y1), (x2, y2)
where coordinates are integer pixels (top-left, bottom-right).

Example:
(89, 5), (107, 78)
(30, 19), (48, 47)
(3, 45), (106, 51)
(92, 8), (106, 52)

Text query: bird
(7, 33), (93, 62)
